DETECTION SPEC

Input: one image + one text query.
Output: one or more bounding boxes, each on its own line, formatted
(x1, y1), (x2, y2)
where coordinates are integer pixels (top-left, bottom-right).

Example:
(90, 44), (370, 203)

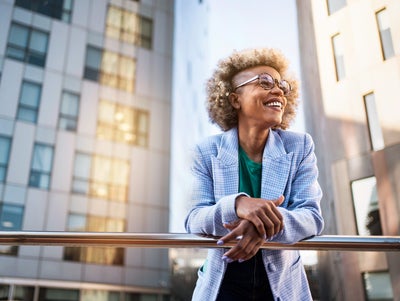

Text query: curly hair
(206, 48), (299, 131)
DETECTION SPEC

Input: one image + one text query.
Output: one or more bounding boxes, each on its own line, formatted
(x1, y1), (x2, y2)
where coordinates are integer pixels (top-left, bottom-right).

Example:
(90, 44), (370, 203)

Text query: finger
(247, 214), (266, 238)
(265, 207), (284, 234)
(272, 195), (285, 207)
(223, 237), (252, 261)
(225, 237), (261, 261)
(218, 226), (242, 245)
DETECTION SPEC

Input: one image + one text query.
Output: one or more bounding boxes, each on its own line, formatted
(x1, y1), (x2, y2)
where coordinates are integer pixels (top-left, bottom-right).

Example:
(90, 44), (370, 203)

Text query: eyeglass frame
(234, 73), (292, 95)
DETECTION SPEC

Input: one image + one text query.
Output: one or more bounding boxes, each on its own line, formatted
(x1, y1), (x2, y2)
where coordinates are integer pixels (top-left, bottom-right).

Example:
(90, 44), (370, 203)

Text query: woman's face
(231, 65), (287, 130)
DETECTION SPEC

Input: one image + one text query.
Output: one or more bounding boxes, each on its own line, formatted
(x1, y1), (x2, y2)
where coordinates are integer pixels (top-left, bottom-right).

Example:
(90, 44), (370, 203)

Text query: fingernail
(238, 259), (245, 263)
(222, 256), (233, 263)
(263, 234), (267, 240)
(217, 239), (224, 246)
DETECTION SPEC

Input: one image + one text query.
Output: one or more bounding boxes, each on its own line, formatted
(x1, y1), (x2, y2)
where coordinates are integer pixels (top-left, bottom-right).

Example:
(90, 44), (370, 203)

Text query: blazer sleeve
(272, 133), (324, 244)
(184, 144), (244, 237)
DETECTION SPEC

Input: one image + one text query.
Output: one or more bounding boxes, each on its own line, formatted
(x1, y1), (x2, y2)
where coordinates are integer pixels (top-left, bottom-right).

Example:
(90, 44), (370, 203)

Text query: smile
(263, 100), (283, 109)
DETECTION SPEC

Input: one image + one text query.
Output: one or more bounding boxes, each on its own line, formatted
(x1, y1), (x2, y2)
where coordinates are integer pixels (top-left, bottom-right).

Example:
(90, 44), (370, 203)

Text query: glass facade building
(0, 0), (173, 299)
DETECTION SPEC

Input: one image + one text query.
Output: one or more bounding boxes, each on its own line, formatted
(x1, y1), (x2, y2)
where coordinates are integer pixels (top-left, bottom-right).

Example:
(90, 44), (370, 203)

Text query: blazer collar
(217, 128), (288, 165)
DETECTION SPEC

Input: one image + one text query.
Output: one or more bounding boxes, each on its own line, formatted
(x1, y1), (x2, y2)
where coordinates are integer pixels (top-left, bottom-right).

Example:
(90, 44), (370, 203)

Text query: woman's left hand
(218, 219), (264, 263)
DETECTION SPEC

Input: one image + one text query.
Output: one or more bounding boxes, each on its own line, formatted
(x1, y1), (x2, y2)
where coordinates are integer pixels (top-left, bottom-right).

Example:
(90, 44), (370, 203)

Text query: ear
(229, 92), (240, 109)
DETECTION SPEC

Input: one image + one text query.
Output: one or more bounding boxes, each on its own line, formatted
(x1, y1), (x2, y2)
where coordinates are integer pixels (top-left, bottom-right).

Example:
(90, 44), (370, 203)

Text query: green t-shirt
(238, 146), (262, 198)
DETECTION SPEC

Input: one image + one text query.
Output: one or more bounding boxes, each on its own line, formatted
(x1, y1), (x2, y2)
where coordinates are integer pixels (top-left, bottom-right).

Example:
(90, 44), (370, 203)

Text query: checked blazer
(185, 127), (324, 301)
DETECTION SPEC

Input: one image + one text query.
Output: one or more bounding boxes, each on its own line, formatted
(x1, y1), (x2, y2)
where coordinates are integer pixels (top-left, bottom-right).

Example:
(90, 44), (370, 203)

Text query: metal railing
(0, 231), (399, 251)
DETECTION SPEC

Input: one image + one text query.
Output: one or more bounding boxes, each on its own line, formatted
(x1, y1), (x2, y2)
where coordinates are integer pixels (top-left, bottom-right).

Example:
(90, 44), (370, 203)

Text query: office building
(297, 0), (400, 299)
(0, 0), (174, 299)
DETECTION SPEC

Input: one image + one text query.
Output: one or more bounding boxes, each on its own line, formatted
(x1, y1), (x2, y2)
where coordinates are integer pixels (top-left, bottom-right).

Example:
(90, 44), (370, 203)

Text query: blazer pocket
(289, 254), (302, 281)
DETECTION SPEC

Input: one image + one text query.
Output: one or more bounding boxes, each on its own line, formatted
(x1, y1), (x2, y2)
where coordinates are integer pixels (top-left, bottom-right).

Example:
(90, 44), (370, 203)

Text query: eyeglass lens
(259, 74), (290, 95)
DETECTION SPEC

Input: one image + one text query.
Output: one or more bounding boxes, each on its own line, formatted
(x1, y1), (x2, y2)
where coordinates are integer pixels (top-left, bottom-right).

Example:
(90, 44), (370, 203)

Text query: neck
(237, 125), (270, 163)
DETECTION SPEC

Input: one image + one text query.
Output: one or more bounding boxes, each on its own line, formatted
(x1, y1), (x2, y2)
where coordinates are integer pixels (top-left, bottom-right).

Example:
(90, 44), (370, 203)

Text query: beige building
(297, 0), (400, 300)
(0, 0), (174, 300)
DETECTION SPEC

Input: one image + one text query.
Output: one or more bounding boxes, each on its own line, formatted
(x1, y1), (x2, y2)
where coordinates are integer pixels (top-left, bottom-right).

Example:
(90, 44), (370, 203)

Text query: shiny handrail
(0, 232), (399, 251)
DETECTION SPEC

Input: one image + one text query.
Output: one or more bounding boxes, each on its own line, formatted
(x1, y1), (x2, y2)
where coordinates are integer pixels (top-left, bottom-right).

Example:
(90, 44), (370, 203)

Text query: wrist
(235, 194), (248, 216)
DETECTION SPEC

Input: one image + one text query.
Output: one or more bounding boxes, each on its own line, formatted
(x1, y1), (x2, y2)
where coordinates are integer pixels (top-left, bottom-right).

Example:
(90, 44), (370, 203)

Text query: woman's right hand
(218, 219), (265, 263)
(235, 195), (285, 239)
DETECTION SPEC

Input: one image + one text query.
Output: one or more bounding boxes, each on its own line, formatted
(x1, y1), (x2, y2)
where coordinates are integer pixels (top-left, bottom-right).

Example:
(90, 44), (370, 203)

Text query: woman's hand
(217, 219), (265, 263)
(235, 195), (284, 239)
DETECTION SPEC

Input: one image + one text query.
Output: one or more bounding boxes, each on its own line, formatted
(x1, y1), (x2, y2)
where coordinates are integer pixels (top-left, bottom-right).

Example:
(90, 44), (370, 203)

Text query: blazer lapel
(211, 128), (239, 200)
(261, 130), (293, 200)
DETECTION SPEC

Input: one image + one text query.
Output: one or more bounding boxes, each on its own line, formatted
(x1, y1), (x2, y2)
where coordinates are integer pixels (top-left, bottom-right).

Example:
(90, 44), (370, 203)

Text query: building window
(58, 91), (80, 131)
(81, 290), (121, 301)
(17, 81), (42, 123)
(331, 33), (345, 81)
(15, 0), (74, 22)
(0, 136), (12, 182)
(364, 93), (384, 151)
(351, 176), (382, 236)
(0, 203), (24, 255)
(83, 46), (102, 81)
(106, 5), (153, 49)
(363, 271), (394, 300)
(38, 288), (79, 301)
(64, 214), (125, 265)
(29, 143), (54, 189)
(72, 153), (130, 202)
(97, 100), (150, 147)
(6, 23), (49, 67)
(84, 46), (136, 92)
(326, 0), (346, 15)
(376, 9), (395, 60)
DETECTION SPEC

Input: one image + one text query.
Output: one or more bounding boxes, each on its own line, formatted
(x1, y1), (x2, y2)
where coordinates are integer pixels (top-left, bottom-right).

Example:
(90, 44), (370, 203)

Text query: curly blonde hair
(206, 48), (299, 131)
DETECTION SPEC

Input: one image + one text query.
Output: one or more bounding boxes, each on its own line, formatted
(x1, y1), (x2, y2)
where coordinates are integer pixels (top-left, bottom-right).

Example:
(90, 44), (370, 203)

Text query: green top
(239, 146), (262, 198)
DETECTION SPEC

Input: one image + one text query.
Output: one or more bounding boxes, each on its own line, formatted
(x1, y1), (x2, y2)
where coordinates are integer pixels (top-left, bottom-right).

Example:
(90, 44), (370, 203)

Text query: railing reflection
(0, 232), (399, 251)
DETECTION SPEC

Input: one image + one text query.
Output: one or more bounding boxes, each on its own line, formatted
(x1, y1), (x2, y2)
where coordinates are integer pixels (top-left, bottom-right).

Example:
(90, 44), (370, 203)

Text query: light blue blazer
(185, 128), (324, 301)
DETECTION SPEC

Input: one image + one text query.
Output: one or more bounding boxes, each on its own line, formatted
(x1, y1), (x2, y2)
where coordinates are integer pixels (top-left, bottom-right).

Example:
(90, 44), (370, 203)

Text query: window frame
(6, 22), (49, 67)
(58, 90), (80, 131)
(15, 0), (74, 22)
(17, 80), (42, 123)
(331, 33), (346, 81)
(363, 92), (384, 151)
(0, 136), (12, 183)
(326, 0), (347, 15)
(29, 143), (54, 190)
(375, 8), (395, 60)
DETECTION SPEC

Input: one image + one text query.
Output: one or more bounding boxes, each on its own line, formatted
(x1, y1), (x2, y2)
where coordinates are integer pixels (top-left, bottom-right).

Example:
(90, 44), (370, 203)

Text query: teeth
(265, 101), (282, 108)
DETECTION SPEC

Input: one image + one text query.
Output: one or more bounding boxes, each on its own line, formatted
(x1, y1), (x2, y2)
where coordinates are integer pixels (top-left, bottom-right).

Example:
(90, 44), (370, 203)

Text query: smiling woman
(205, 48), (299, 132)
(184, 47), (323, 301)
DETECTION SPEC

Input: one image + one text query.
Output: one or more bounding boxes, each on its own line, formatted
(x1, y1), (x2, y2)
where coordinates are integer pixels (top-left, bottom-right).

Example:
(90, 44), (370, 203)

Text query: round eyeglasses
(234, 73), (292, 96)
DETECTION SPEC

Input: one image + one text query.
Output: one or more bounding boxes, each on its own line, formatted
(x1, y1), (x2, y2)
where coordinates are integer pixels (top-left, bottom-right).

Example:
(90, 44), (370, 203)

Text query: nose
(270, 83), (284, 96)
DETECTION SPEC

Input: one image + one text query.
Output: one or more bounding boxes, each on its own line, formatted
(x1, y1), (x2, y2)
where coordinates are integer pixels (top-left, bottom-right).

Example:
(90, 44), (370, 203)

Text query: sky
(207, 0), (305, 132)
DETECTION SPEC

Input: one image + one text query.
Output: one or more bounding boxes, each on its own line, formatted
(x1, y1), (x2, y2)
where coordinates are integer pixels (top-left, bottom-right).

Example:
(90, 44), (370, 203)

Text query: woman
(185, 48), (324, 301)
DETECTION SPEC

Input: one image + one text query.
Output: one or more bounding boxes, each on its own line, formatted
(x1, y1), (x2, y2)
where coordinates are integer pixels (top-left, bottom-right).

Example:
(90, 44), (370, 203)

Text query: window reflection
(332, 33), (345, 81)
(17, 81), (42, 123)
(376, 9), (395, 60)
(84, 47), (136, 93)
(15, 0), (74, 22)
(58, 91), (80, 131)
(64, 214), (125, 265)
(351, 176), (383, 236)
(363, 271), (394, 300)
(29, 143), (54, 190)
(106, 5), (153, 49)
(6, 23), (49, 67)
(0, 136), (12, 182)
(97, 100), (149, 147)
(326, 0), (346, 15)
(0, 203), (24, 255)
(72, 152), (130, 202)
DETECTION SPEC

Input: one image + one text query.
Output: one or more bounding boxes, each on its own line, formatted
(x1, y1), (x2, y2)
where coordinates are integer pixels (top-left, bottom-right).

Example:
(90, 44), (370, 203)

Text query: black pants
(216, 251), (274, 301)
